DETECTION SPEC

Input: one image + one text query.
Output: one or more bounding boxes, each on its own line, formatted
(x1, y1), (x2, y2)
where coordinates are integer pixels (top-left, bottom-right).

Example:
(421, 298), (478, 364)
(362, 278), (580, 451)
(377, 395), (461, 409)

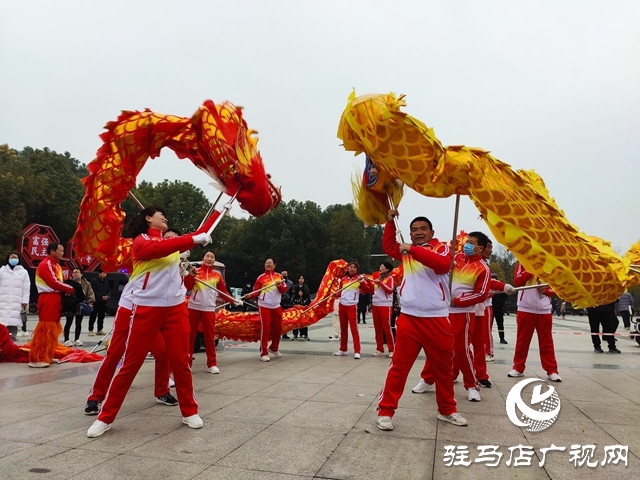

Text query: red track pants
(259, 306), (282, 356)
(484, 306), (494, 356)
(88, 306), (170, 402)
(512, 311), (558, 375)
(449, 312), (478, 390)
(98, 303), (197, 424)
(378, 313), (457, 416)
(339, 303), (360, 354)
(472, 312), (489, 381)
(188, 309), (217, 367)
(29, 293), (62, 364)
(372, 305), (394, 353)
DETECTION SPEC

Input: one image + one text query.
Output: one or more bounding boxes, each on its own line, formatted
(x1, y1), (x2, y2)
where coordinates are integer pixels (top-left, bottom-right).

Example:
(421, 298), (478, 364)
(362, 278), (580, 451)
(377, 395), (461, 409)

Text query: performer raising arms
(244, 258), (289, 362)
(371, 261), (395, 357)
(29, 243), (74, 368)
(184, 251), (235, 374)
(377, 210), (467, 431)
(87, 206), (211, 438)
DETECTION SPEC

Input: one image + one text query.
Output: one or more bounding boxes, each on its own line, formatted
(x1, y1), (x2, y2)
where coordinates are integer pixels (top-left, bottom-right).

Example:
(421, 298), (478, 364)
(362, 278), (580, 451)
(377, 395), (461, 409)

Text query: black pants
(293, 327), (308, 338)
(357, 307), (367, 323)
(493, 305), (506, 339)
(587, 309), (616, 349)
(89, 302), (107, 332)
(64, 314), (83, 341)
(620, 311), (631, 329)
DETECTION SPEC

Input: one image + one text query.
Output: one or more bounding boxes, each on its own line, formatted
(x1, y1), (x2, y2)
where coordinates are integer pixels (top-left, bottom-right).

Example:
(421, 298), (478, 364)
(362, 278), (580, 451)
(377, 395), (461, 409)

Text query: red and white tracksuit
(250, 271), (289, 356)
(377, 221), (458, 417)
(29, 256), (74, 364)
(98, 229), (198, 424)
(372, 274), (395, 354)
(511, 264), (559, 375)
(337, 275), (372, 355)
(87, 283), (171, 403)
(447, 253), (490, 390)
(470, 278), (505, 381)
(184, 266), (231, 368)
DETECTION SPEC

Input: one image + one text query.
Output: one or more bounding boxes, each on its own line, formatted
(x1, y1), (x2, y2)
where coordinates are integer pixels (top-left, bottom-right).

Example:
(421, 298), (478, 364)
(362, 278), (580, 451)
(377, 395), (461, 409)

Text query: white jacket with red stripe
(184, 265), (231, 312)
(129, 228), (195, 308)
(514, 263), (553, 314)
(372, 275), (394, 307)
(382, 221), (451, 317)
(449, 253), (491, 314)
(35, 256), (74, 295)
(338, 275), (371, 306)
(251, 271), (289, 309)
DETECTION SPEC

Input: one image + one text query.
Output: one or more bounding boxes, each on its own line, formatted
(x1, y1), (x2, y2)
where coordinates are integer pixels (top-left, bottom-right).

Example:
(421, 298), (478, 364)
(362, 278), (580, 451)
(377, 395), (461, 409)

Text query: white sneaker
(354, 353), (361, 359)
(467, 387), (481, 402)
(376, 416), (394, 431)
(507, 369), (524, 378)
(389, 352), (394, 358)
(74, 340), (84, 347)
(268, 348), (281, 358)
(207, 366), (220, 374)
(547, 373), (562, 382)
(372, 350), (385, 357)
(28, 362), (50, 368)
(334, 350), (348, 356)
(260, 355), (270, 362)
(438, 412), (468, 426)
(168, 375), (175, 388)
(485, 354), (494, 363)
(87, 420), (111, 438)
(182, 414), (203, 429)
(412, 378), (435, 393)
(63, 340), (74, 347)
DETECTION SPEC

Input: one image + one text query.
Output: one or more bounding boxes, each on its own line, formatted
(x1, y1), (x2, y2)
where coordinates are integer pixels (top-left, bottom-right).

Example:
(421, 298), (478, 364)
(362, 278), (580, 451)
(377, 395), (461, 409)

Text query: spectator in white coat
(0, 252), (31, 340)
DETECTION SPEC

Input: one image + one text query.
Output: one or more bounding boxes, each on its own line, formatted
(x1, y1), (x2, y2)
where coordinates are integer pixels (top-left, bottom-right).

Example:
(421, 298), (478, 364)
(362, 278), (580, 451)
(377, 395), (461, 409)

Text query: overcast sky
(1, 1), (638, 253)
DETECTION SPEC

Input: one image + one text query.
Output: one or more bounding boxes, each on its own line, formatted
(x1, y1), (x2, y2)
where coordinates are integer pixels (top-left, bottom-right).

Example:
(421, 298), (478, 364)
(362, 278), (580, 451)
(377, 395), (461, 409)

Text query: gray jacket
(617, 292), (634, 312)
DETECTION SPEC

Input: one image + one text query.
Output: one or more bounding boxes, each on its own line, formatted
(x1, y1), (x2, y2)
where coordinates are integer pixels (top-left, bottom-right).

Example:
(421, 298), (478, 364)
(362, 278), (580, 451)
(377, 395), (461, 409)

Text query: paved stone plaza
(0, 313), (638, 479)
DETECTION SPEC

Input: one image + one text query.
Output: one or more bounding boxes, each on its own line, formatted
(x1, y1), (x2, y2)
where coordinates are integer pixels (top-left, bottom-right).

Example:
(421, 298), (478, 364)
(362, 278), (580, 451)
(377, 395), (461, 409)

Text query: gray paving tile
(128, 419), (267, 465)
(192, 465), (311, 479)
(206, 395), (303, 425)
(70, 454), (208, 479)
(248, 380), (327, 401)
(275, 400), (369, 434)
(308, 382), (380, 405)
(199, 378), (274, 397)
(216, 424), (344, 476)
(317, 430), (435, 480)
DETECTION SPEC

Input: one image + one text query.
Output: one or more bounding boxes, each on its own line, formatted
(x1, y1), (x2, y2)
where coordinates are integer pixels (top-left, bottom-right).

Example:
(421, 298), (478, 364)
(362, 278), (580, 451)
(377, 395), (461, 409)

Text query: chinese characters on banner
(443, 444), (628, 468)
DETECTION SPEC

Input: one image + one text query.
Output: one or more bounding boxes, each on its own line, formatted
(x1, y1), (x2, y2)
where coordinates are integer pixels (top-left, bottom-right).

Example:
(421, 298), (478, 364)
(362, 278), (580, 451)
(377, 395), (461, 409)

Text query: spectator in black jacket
(89, 270), (110, 336)
(587, 303), (620, 353)
(292, 275), (311, 340)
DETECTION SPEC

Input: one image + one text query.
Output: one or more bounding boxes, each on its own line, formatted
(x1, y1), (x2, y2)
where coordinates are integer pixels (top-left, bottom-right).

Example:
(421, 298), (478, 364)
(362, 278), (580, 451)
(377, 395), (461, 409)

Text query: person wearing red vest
(508, 263), (561, 382)
(29, 243), (74, 367)
(87, 206), (212, 438)
(184, 251), (235, 374)
(333, 262), (372, 359)
(376, 211), (467, 431)
(371, 261), (395, 357)
(245, 258), (289, 362)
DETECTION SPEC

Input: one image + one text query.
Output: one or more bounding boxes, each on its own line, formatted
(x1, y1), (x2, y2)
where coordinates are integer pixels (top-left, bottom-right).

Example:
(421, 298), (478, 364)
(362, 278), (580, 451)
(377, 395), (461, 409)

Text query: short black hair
(347, 261), (360, 271)
(165, 227), (182, 236)
(468, 231), (490, 248)
(47, 242), (61, 254)
(410, 216), (433, 230)
(72, 267), (84, 274)
(381, 261), (393, 271)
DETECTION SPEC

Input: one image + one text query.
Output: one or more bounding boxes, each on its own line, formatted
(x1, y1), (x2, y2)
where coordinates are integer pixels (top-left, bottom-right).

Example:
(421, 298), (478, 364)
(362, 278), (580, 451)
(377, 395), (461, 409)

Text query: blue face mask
(463, 243), (476, 256)
(8, 258), (19, 267)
